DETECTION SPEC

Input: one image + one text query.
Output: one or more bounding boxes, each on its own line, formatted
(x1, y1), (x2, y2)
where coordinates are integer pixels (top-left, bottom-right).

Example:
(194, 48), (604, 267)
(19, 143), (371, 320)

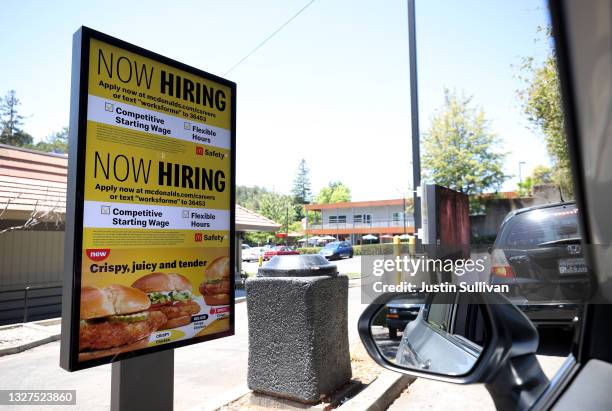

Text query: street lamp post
(285, 204), (289, 246)
(408, 0), (421, 240)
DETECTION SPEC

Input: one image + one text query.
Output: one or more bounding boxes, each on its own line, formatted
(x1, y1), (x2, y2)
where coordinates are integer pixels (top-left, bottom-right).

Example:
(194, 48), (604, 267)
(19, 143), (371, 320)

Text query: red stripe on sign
(209, 306), (230, 314)
(86, 249), (111, 261)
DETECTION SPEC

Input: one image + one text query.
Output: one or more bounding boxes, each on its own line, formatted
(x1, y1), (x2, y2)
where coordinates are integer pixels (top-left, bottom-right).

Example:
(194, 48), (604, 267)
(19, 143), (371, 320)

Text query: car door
(395, 292), (482, 375)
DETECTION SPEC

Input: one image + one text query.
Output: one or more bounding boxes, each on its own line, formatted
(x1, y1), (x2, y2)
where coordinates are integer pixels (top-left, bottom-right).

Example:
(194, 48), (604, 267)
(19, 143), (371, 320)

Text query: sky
(0, 0), (552, 201)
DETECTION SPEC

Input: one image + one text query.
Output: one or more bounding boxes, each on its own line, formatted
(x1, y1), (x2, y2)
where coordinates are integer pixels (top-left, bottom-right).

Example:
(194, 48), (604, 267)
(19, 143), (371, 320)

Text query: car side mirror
(359, 292), (550, 410)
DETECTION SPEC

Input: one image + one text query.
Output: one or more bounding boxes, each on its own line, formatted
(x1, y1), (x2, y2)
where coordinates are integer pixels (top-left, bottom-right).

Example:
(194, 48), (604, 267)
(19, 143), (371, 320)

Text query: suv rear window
(499, 204), (579, 250)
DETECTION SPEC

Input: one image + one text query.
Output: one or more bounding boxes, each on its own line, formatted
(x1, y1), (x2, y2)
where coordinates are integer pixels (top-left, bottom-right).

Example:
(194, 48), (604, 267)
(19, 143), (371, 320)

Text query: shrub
(296, 247), (322, 254)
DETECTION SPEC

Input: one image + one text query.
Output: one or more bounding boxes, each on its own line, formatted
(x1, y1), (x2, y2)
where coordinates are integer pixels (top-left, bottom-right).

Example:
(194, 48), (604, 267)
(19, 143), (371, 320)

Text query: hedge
(296, 247), (322, 254)
(297, 243), (415, 256)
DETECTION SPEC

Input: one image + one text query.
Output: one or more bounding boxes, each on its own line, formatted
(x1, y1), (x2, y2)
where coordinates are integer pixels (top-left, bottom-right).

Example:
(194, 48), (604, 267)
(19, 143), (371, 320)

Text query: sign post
(60, 26), (236, 400)
(110, 350), (174, 411)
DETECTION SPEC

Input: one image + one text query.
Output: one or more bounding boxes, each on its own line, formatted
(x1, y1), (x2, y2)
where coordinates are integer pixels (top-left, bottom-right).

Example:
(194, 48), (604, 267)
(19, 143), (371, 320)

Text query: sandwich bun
(202, 294), (230, 306)
(80, 285), (150, 320)
(132, 272), (192, 292)
(205, 256), (230, 282)
(163, 315), (192, 329)
(200, 256), (231, 306)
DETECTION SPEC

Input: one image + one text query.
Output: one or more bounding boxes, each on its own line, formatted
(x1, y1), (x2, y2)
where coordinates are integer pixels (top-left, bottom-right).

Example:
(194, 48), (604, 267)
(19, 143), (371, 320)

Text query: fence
(0, 284), (62, 325)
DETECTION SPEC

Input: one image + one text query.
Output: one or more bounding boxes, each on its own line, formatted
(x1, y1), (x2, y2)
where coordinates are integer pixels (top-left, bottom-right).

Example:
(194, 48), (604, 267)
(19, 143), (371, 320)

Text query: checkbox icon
(182, 210), (190, 218)
(104, 102), (114, 112)
(184, 122), (192, 130)
(101, 205), (111, 214)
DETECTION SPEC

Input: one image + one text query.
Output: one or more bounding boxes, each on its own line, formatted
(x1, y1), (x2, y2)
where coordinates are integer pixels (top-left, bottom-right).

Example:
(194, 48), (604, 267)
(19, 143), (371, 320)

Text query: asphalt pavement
(242, 255), (363, 277)
(0, 285), (369, 411)
(371, 325), (402, 361)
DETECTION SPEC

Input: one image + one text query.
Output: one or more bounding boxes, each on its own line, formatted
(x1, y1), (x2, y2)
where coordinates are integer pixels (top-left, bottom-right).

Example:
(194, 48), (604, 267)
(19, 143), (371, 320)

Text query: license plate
(558, 258), (587, 274)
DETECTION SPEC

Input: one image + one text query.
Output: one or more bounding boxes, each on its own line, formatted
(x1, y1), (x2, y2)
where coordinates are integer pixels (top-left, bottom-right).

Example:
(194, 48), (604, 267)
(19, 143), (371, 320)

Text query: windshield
(499, 204), (579, 250)
(0, 0), (592, 407)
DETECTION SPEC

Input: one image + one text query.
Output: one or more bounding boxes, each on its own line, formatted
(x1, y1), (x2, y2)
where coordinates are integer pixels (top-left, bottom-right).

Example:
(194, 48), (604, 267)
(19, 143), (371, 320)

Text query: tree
(236, 185), (271, 211)
(33, 127), (68, 153)
(291, 159), (311, 204)
(315, 182), (351, 204)
(517, 165), (553, 196)
(0, 90), (33, 147)
(243, 231), (275, 246)
(518, 29), (573, 198)
(422, 89), (507, 195)
(291, 159), (311, 220)
(259, 193), (297, 233)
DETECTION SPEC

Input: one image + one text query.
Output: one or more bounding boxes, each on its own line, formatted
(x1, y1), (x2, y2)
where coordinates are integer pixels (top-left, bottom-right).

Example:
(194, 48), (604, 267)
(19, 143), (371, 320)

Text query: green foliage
(295, 247), (322, 254)
(236, 185), (271, 211)
(291, 159), (311, 221)
(259, 192), (297, 233)
(531, 164), (554, 184)
(316, 181), (351, 204)
(0, 90), (33, 147)
(237, 185), (303, 241)
(518, 44), (573, 198)
(469, 196), (487, 215)
(288, 221), (302, 233)
(243, 231), (275, 246)
(422, 89), (507, 195)
(32, 127), (68, 153)
(517, 165), (553, 196)
(292, 159), (311, 204)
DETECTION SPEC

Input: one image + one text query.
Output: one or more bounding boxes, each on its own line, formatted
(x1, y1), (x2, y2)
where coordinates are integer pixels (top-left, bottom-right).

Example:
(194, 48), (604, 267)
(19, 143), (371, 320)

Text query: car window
(426, 293), (455, 331)
(452, 300), (488, 347)
(500, 205), (579, 249)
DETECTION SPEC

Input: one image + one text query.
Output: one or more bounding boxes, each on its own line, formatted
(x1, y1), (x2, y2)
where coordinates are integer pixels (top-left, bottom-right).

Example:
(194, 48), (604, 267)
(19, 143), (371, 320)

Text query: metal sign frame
(60, 26), (236, 372)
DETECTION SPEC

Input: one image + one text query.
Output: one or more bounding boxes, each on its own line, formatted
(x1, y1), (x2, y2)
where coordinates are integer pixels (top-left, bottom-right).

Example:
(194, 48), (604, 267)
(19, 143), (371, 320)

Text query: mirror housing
(359, 292), (549, 410)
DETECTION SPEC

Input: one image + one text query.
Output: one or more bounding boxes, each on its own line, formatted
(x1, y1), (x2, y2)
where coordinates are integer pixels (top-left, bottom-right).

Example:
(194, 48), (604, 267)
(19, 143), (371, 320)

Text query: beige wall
(0, 231), (64, 289)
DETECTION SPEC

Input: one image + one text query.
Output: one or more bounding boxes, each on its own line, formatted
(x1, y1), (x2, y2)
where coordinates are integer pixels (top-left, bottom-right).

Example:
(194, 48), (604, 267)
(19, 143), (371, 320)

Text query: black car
(385, 300), (422, 339)
(489, 201), (589, 327)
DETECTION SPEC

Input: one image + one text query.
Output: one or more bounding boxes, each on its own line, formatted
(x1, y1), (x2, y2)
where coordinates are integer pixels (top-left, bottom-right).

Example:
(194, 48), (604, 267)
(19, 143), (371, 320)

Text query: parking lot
(242, 255), (363, 277)
(371, 325), (402, 360)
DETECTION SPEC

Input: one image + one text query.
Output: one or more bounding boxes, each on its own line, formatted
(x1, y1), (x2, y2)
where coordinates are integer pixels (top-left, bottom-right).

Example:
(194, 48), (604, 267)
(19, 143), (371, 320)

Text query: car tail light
(490, 249), (514, 278)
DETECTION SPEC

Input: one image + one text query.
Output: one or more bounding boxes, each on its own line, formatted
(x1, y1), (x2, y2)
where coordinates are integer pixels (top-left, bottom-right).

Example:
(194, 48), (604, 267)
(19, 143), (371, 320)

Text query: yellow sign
(61, 27), (235, 371)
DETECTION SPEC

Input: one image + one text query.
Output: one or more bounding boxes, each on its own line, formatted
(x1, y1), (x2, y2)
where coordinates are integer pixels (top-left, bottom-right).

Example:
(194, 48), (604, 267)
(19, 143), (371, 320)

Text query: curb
(188, 369), (414, 411)
(0, 322), (61, 357)
(339, 370), (415, 410)
(186, 383), (250, 411)
(0, 334), (60, 357)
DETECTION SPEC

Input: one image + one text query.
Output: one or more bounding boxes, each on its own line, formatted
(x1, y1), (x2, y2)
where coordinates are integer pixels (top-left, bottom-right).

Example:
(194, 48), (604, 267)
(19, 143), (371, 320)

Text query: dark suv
(489, 202), (590, 328)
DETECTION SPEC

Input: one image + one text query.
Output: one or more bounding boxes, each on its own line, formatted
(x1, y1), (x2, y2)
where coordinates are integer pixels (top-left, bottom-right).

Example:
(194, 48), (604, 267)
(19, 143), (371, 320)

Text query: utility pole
(403, 196), (407, 235)
(408, 0), (421, 239)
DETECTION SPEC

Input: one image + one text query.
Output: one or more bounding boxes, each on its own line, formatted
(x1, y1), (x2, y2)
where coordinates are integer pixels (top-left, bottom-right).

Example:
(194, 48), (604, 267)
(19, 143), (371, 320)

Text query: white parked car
(241, 244), (263, 262)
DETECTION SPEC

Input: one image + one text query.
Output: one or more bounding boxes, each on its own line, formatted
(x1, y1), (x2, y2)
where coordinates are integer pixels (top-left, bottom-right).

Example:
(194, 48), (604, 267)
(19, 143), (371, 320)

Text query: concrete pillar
(246, 255), (351, 403)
